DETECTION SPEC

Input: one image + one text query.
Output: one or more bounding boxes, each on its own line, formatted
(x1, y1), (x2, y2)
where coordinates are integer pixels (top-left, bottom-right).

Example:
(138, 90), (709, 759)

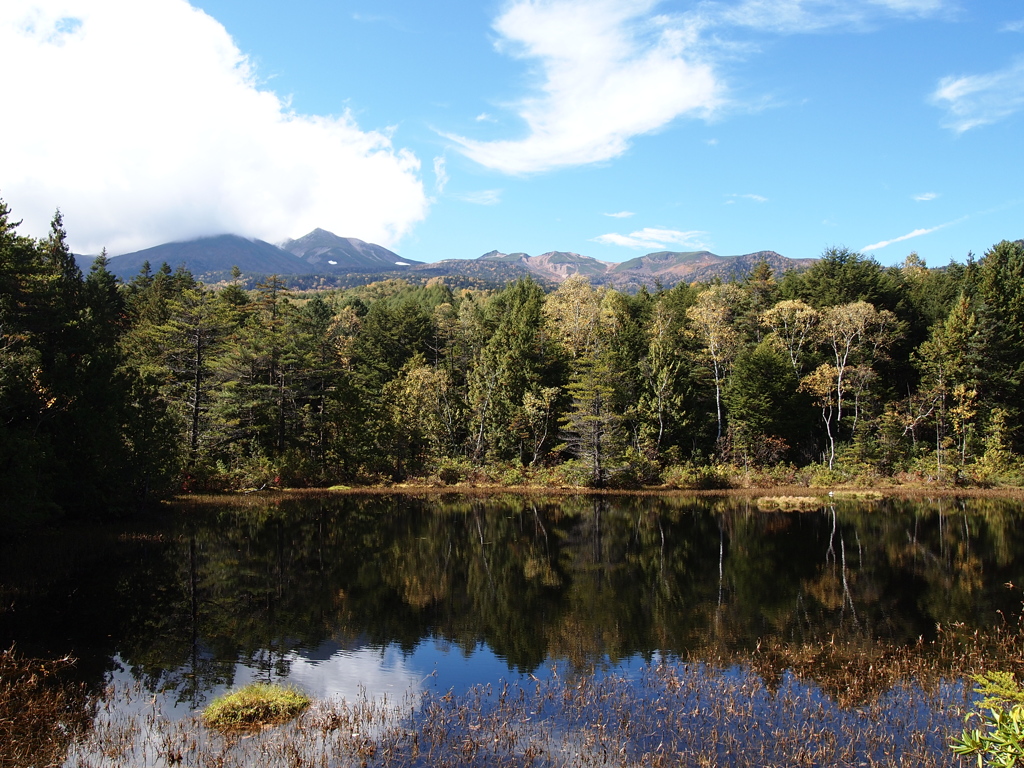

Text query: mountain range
(471, 248), (814, 290)
(99, 229), (816, 290)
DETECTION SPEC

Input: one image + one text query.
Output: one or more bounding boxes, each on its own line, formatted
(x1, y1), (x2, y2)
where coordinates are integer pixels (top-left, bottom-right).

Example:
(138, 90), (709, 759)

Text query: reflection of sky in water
(112, 635), (536, 719)
(278, 637), (526, 701)
(254, 644), (426, 701)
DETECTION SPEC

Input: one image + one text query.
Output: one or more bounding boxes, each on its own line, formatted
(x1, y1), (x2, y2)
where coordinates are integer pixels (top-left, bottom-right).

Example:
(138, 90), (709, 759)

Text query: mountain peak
(282, 229), (420, 272)
(281, 228), (352, 253)
(479, 250), (530, 262)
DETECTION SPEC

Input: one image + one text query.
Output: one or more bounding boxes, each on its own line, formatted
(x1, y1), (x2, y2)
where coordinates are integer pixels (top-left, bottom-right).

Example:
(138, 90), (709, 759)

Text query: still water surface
(2, 492), (1022, 714)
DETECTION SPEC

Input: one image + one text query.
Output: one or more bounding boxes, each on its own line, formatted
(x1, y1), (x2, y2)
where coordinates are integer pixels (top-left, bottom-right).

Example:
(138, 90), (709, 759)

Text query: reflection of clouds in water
(276, 645), (426, 703)
(109, 637), (520, 723)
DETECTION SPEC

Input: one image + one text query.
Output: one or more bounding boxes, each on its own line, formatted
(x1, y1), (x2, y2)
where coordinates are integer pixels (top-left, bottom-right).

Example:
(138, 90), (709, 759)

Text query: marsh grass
(202, 683), (311, 730)
(831, 490), (885, 501)
(59, 662), (964, 767)
(754, 495), (825, 511)
(57, 623), (1024, 767)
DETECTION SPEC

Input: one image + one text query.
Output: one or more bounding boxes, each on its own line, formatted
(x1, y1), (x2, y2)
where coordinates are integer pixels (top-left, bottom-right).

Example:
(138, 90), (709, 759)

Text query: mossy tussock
(754, 495), (826, 511)
(202, 683), (311, 730)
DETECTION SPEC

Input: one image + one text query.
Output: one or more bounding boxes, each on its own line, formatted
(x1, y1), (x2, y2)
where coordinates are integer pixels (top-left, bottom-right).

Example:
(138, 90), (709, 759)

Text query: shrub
(661, 463), (731, 490)
(622, 447), (661, 486)
(800, 462), (849, 488)
(202, 683), (310, 730)
(553, 459), (599, 487)
(953, 705), (1024, 766)
(493, 463), (529, 486)
(528, 464), (566, 487)
(434, 458), (471, 485)
(757, 463), (799, 487)
(951, 673), (1024, 767)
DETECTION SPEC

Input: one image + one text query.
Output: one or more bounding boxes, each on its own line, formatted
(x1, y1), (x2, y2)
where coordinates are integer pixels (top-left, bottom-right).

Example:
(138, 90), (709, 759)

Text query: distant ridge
(467, 248), (815, 289)
(103, 229), (420, 282)
(97, 229), (815, 289)
(103, 234), (304, 280)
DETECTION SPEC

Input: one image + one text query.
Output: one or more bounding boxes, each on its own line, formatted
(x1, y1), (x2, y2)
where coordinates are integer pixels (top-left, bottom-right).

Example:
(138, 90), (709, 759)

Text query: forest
(2, 196), (1023, 527)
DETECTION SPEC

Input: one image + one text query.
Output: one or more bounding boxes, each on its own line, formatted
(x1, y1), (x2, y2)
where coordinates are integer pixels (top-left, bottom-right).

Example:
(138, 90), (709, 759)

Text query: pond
(3, 493), (1022, 703)
(2, 492), (1023, 764)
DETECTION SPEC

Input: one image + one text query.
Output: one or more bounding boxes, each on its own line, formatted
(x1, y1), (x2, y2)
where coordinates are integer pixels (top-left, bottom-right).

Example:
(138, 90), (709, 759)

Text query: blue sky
(1, 0), (1022, 267)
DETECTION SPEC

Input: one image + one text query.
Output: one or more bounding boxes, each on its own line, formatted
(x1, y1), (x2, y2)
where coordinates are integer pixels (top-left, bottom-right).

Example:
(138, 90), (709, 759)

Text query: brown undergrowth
(175, 483), (1024, 510)
(0, 646), (96, 768)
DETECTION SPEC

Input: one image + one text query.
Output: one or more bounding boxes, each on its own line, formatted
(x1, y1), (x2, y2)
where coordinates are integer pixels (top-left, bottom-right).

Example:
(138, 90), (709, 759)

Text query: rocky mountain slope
(99, 229), (814, 289)
(280, 229), (419, 272)
(467, 248), (815, 289)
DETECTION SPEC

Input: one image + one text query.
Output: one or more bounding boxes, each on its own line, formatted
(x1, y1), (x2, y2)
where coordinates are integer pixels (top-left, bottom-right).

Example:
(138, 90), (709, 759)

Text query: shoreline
(174, 482), (1024, 502)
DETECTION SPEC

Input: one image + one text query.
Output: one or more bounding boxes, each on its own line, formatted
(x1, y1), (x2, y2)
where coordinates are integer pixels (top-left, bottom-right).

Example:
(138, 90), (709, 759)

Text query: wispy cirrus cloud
(726, 193), (767, 204)
(593, 227), (709, 250)
(1001, 19), (1024, 32)
(931, 56), (1024, 132)
(454, 189), (502, 205)
(866, 0), (949, 17)
(447, 0), (953, 176)
(715, 0), (950, 34)
(433, 156), (449, 194)
(913, 192), (938, 201)
(603, 210), (635, 218)
(445, 0), (722, 175)
(862, 218), (962, 251)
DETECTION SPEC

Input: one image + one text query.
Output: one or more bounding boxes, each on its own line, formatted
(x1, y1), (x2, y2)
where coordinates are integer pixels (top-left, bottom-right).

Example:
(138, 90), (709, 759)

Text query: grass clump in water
(755, 495), (824, 511)
(202, 683), (310, 730)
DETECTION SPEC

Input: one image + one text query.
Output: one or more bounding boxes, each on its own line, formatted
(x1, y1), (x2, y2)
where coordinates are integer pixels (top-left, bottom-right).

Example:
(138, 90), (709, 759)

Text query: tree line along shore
(3, 197), (1023, 526)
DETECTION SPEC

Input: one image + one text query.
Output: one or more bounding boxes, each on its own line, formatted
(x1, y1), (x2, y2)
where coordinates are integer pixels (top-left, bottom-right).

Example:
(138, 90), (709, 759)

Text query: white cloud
(593, 226), (709, 250)
(475, 112), (497, 122)
(931, 56), (1024, 132)
(913, 192), (938, 201)
(727, 193), (768, 203)
(433, 156), (449, 194)
(0, 0), (428, 254)
(1003, 19), (1024, 33)
(445, 0), (722, 174)
(454, 189), (502, 205)
(862, 223), (945, 251)
(603, 211), (635, 218)
(445, 0), (952, 176)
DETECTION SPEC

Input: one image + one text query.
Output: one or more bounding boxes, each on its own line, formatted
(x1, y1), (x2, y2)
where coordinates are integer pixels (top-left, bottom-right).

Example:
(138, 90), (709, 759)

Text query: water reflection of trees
(4, 493), (1024, 703)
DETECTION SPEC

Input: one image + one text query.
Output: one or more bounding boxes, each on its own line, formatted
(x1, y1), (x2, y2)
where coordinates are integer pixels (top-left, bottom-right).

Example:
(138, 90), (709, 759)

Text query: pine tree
(559, 350), (624, 487)
(0, 199), (51, 523)
(140, 284), (234, 483)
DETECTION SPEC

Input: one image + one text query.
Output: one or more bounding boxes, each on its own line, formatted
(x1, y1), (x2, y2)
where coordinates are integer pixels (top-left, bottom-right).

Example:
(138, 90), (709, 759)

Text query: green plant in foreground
(953, 706), (1024, 767)
(952, 673), (1024, 766)
(201, 683), (311, 730)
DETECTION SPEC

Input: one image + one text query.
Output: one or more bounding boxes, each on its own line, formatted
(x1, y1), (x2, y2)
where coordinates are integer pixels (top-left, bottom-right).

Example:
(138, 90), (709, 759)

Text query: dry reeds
(0, 646), (95, 768)
(59, 665), (965, 767)
(21, 622), (1024, 767)
(61, 637), (987, 767)
(754, 495), (826, 511)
